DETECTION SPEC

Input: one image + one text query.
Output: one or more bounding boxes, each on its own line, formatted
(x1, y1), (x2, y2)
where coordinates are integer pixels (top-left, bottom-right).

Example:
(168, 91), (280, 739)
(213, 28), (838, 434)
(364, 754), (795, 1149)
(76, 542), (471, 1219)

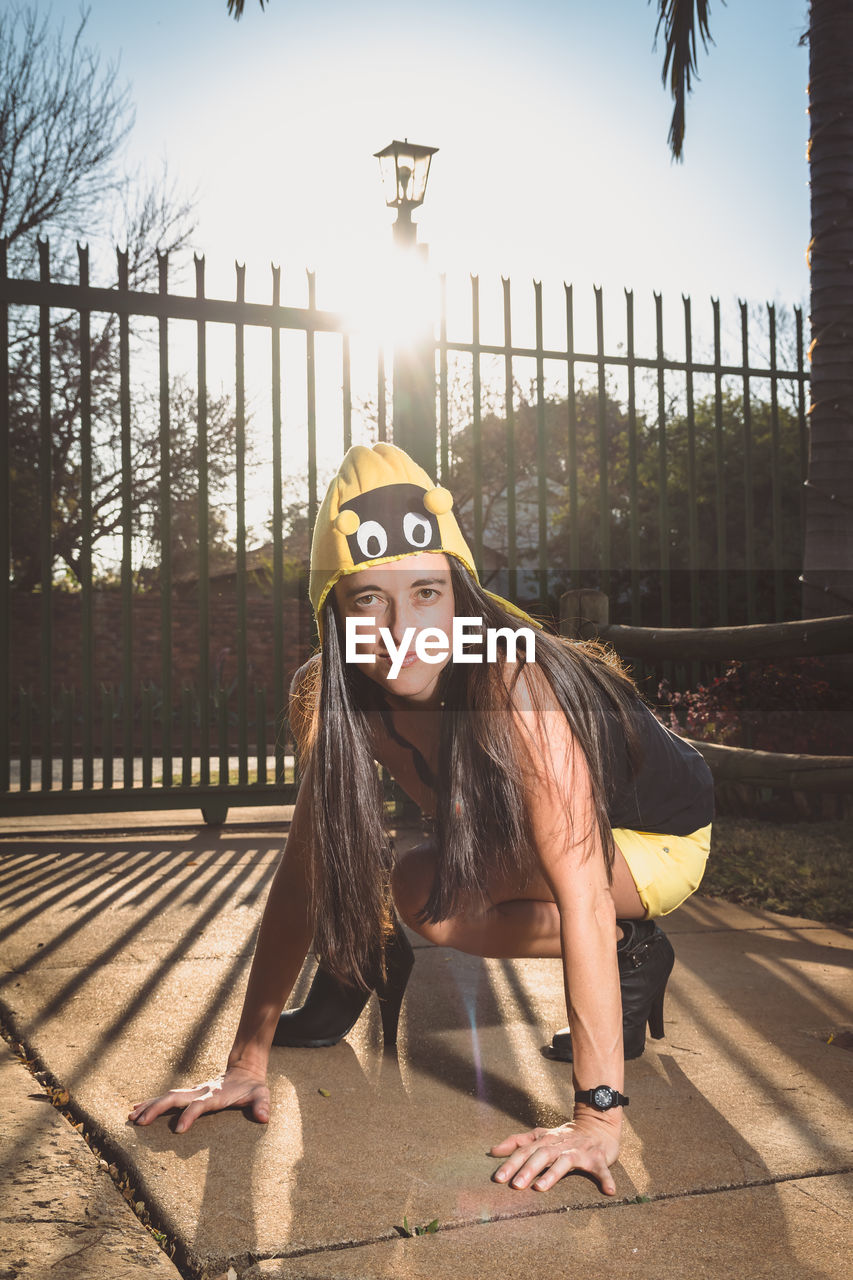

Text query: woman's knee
(391, 840), (438, 933)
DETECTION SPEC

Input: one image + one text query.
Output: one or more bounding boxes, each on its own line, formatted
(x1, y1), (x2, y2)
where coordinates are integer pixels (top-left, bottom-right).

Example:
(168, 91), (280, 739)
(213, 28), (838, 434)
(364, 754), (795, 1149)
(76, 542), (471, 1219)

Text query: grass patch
(190, 770), (296, 787)
(702, 817), (853, 927)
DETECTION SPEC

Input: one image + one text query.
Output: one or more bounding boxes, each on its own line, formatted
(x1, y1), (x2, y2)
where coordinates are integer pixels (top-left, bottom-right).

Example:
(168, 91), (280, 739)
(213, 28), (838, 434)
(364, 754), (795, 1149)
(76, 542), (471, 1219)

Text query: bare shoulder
(290, 653), (321, 698)
(498, 654), (562, 718)
(288, 654), (321, 754)
(495, 656), (584, 796)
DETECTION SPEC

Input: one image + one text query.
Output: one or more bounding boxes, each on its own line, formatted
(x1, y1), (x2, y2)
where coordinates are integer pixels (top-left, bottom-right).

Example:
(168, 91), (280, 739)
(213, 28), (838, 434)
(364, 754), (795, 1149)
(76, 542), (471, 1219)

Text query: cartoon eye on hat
(333, 482), (454, 565)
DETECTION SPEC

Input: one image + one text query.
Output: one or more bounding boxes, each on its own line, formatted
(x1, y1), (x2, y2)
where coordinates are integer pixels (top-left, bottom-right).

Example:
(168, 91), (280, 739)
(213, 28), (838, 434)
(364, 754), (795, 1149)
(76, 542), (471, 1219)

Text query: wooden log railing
(559, 590), (853, 793)
(687, 742), (853, 793)
(559, 590), (853, 662)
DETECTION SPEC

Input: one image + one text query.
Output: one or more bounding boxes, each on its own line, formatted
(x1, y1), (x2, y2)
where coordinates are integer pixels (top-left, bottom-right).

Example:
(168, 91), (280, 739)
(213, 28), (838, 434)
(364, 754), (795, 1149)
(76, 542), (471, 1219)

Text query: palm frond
(227, 0), (268, 19)
(652, 0), (715, 160)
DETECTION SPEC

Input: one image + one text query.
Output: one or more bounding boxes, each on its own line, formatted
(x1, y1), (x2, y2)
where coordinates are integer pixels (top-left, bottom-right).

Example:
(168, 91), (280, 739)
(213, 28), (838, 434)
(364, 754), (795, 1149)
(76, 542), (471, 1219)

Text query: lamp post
(374, 139), (438, 473)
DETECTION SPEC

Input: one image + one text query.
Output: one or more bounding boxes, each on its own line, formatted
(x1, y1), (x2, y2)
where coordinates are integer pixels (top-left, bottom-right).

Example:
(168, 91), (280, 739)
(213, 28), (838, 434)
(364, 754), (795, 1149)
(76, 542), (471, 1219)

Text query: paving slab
(0, 805), (292, 836)
(0, 1038), (182, 1280)
(0, 832), (282, 973)
(240, 1173), (853, 1280)
(1, 815), (852, 1278)
(664, 893), (837, 934)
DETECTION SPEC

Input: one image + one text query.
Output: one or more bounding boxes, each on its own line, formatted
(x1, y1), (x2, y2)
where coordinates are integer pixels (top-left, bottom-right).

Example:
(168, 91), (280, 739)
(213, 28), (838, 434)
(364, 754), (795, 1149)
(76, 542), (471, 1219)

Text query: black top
(604, 701), (714, 836)
(378, 693), (714, 838)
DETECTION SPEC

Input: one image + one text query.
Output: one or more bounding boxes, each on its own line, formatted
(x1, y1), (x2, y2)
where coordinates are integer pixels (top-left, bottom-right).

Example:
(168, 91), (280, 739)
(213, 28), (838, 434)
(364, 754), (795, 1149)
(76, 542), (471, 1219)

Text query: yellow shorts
(613, 824), (712, 919)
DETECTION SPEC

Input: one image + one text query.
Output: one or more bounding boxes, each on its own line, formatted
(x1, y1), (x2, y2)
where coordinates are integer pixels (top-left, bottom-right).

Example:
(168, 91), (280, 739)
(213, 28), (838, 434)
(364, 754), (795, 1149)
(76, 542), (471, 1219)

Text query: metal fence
(0, 239), (809, 818)
(438, 277), (808, 630)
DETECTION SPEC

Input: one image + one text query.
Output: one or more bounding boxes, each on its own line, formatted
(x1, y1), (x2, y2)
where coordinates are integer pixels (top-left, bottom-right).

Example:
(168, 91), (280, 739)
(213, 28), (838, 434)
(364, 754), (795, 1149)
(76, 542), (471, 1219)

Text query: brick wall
(8, 584), (314, 747)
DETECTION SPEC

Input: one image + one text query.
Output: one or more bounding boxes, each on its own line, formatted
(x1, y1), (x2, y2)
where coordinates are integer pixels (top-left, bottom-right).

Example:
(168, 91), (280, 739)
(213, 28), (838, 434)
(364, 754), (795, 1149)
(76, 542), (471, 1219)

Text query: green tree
(447, 381), (803, 625)
(630, 391), (804, 622)
(449, 384), (644, 569)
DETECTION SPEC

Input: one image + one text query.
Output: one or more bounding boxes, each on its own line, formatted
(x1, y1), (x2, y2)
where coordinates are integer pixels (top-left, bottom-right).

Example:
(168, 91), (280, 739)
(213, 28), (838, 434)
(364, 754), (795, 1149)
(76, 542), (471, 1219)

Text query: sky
(41, 0), (810, 331)
(15, 0), (812, 560)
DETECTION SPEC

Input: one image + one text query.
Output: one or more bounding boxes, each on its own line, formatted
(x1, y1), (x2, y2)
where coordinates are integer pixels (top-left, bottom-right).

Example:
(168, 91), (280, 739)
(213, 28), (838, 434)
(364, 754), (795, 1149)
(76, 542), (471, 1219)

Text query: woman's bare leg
(391, 837), (646, 960)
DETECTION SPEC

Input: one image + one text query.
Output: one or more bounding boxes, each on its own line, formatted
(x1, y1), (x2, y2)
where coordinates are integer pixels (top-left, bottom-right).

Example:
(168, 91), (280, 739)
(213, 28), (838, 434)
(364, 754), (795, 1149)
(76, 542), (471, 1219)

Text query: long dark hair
(304, 557), (643, 986)
(305, 601), (394, 988)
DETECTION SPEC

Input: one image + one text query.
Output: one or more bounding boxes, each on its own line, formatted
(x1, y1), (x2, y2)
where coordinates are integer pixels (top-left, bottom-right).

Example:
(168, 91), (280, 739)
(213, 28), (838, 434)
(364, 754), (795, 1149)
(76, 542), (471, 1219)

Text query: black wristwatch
(574, 1085), (629, 1111)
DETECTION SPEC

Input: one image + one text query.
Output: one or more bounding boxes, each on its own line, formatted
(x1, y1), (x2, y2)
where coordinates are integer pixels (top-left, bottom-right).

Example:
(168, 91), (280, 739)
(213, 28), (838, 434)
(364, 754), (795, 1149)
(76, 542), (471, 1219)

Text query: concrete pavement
(0, 807), (851, 1279)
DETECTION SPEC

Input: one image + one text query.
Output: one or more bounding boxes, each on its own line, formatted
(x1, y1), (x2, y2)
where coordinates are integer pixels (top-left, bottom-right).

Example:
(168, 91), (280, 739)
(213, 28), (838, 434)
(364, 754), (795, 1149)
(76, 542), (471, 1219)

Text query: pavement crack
(0, 1015), (183, 1277)
(242, 1166), (853, 1267)
(0, 1216), (106, 1227)
(791, 1180), (849, 1219)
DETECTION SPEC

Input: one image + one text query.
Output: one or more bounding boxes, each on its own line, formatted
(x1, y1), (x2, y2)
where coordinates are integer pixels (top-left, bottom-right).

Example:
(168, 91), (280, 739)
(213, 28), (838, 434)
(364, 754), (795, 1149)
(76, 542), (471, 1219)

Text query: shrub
(656, 659), (851, 754)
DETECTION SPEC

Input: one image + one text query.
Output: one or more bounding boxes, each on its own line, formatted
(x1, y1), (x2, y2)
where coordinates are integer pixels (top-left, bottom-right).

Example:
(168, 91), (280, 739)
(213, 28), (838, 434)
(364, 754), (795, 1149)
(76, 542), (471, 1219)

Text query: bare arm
(227, 776), (314, 1076)
(229, 656), (320, 1072)
(491, 670), (623, 1193)
(129, 666), (318, 1131)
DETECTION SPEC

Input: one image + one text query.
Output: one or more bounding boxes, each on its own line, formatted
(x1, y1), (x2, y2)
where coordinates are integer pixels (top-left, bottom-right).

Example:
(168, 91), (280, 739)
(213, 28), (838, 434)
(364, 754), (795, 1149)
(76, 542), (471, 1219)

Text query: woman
(130, 443), (713, 1197)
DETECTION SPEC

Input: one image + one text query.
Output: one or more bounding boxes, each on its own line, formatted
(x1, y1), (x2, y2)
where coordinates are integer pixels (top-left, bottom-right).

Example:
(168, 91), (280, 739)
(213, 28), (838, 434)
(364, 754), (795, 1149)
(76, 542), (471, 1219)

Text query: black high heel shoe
(272, 918), (414, 1049)
(549, 918), (675, 1062)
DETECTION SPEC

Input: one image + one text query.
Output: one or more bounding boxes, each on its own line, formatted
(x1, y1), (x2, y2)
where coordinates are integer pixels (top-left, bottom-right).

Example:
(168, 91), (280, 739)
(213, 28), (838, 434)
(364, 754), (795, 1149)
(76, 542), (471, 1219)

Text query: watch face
(594, 1086), (615, 1110)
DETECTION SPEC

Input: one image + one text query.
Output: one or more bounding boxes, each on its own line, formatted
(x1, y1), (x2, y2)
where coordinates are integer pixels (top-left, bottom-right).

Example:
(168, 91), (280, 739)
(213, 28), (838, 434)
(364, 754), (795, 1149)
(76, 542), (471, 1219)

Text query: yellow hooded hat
(309, 442), (540, 640)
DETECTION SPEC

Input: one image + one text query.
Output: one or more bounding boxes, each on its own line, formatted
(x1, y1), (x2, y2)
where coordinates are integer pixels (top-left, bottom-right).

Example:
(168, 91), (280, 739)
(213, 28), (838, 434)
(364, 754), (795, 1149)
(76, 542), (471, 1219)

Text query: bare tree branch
(0, 3), (133, 265)
(2, 3), (202, 587)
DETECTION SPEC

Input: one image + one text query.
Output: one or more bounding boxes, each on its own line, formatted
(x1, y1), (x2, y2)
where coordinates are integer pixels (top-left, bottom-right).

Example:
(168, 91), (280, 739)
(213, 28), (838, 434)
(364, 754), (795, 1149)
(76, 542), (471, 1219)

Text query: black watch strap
(574, 1085), (630, 1111)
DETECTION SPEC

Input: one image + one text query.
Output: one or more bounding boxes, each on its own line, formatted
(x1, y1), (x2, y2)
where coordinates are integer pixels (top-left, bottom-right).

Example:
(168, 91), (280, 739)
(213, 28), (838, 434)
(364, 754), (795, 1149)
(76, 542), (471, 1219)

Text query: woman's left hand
(489, 1114), (620, 1195)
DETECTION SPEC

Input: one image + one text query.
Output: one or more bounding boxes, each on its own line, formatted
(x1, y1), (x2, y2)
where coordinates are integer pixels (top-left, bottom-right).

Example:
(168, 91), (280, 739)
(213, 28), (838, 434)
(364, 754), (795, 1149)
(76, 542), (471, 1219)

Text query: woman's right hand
(128, 1064), (270, 1133)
